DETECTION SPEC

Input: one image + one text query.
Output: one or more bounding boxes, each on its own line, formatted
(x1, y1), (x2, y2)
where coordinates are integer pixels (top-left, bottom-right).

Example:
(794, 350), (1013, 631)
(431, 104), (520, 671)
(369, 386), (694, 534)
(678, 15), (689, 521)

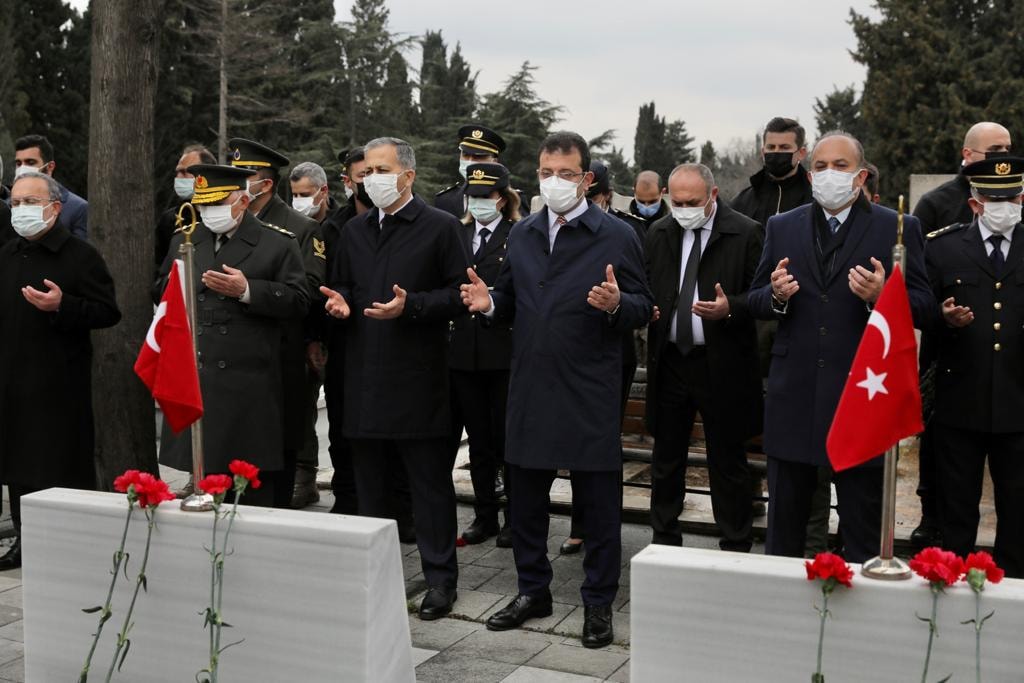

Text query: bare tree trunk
(88, 0), (166, 487)
(218, 0), (228, 163)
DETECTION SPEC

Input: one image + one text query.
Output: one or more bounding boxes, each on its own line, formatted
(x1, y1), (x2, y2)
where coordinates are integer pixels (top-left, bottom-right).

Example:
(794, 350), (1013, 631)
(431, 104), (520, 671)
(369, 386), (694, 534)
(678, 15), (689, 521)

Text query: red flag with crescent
(134, 260), (203, 433)
(826, 264), (923, 471)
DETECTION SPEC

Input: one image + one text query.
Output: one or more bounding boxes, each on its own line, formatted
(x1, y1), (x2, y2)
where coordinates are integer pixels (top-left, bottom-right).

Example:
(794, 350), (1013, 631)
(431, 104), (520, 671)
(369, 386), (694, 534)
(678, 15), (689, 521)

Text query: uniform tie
(827, 216), (841, 234)
(215, 234), (228, 253)
(474, 227), (491, 262)
(988, 234), (1005, 275)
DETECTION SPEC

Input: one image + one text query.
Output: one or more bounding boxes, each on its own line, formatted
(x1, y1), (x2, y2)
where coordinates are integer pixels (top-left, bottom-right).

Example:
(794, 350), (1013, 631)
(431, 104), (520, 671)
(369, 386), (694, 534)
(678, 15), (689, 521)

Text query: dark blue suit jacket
(748, 200), (934, 467)
(491, 201), (653, 471)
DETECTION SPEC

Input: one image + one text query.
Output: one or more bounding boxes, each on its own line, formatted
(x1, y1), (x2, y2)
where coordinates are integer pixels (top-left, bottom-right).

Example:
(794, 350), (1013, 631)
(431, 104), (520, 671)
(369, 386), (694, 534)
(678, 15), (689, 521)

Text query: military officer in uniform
(925, 156), (1024, 578)
(911, 121), (1012, 549)
(435, 125), (526, 219)
(228, 138), (326, 507)
(155, 164), (309, 506)
(450, 163), (518, 547)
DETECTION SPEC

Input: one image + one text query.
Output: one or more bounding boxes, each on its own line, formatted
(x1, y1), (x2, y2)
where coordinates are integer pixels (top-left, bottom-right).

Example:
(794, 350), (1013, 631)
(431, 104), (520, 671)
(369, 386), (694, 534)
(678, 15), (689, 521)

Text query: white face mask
(468, 197), (501, 224)
(174, 177), (195, 201)
(980, 200), (1023, 235)
(11, 203), (55, 238)
(246, 179), (269, 202)
(540, 175), (583, 214)
(199, 198), (241, 234)
(15, 164), (46, 179)
(671, 198), (713, 230)
(458, 159), (471, 180)
(292, 193), (322, 217)
(364, 172), (406, 208)
(343, 184), (354, 200)
(811, 168), (861, 211)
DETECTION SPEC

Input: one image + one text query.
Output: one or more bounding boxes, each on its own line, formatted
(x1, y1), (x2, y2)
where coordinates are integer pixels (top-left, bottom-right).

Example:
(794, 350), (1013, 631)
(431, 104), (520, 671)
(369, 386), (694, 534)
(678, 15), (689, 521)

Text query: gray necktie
(675, 228), (704, 355)
(828, 216), (841, 234)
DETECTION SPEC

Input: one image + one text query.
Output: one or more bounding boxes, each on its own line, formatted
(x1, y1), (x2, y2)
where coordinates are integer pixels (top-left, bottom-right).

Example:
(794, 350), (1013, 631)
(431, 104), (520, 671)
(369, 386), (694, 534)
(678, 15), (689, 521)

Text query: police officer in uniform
(435, 125), (528, 219)
(925, 156), (1024, 579)
(156, 164), (309, 506)
(228, 138), (326, 507)
(911, 122), (1012, 548)
(450, 163), (518, 547)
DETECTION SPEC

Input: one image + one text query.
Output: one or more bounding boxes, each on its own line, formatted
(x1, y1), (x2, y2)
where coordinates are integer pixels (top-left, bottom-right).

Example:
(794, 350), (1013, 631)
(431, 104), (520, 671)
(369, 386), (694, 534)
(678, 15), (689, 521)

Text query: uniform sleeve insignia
(263, 222), (296, 238)
(313, 237), (326, 259)
(926, 223), (963, 240)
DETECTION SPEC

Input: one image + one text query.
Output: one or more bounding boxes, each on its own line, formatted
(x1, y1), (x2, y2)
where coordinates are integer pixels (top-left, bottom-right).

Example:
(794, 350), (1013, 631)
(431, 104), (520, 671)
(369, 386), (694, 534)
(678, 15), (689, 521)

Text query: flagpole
(176, 203), (215, 513)
(862, 195), (912, 580)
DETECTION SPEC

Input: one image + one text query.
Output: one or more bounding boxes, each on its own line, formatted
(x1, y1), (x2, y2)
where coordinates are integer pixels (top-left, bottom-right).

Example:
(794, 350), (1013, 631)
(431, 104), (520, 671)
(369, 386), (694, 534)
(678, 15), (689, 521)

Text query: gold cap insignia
(194, 175), (209, 190)
(471, 130), (483, 139)
(995, 162), (1011, 176)
(232, 148), (241, 160)
(472, 169), (486, 180)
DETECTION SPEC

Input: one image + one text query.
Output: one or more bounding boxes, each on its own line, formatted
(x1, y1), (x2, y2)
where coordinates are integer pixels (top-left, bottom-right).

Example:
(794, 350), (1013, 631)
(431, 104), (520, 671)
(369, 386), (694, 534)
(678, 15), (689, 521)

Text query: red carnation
(198, 474), (234, 497)
(964, 551), (1004, 592)
(909, 547), (964, 587)
(133, 473), (176, 508)
(228, 459), (261, 490)
(805, 552), (854, 589)
(113, 469), (143, 494)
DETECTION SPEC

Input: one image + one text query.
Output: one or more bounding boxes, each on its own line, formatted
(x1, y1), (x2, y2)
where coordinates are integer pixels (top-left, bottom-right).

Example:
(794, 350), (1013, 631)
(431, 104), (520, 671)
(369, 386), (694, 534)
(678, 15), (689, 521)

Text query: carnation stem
(212, 486), (245, 674)
(207, 501), (221, 683)
(104, 506), (157, 682)
(974, 591), (982, 683)
(815, 589), (829, 678)
(79, 497), (134, 682)
(921, 585), (939, 683)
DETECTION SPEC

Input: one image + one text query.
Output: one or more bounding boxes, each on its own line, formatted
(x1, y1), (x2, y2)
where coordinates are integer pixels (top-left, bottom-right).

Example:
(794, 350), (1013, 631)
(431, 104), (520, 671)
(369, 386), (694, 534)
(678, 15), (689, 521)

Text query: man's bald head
(962, 122), (1011, 164)
(633, 170), (664, 204)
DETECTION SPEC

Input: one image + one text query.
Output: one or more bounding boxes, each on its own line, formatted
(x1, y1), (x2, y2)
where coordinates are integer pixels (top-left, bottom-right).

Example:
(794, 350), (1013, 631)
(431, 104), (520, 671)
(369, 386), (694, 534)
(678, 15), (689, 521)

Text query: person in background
(629, 170), (668, 229)
(14, 134), (89, 240)
(155, 144), (217, 268)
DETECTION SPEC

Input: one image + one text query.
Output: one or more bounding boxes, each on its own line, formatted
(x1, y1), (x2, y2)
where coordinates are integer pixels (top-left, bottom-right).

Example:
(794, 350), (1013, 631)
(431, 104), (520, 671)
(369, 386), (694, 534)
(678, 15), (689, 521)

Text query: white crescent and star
(145, 302), (167, 353)
(867, 310), (891, 359)
(857, 367), (889, 400)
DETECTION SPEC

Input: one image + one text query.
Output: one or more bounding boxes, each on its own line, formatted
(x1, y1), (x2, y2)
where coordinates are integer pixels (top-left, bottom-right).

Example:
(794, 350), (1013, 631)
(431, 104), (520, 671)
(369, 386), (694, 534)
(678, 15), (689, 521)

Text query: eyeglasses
(537, 169), (585, 181)
(10, 197), (53, 207)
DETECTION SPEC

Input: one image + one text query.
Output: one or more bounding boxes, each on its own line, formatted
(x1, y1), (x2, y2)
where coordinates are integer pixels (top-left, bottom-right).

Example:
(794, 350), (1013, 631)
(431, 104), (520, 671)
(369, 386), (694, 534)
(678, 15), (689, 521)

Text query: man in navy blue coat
(461, 131), (653, 648)
(748, 131), (934, 563)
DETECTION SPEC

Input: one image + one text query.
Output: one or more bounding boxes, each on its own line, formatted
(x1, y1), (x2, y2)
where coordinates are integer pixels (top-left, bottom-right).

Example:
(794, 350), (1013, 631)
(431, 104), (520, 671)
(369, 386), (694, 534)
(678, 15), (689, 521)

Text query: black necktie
(474, 227), (491, 262)
(988, 234), (1005, 275)
(215, 234), (228, 254)
(828, 216), (841, 234)
(675, 228), (703, 355)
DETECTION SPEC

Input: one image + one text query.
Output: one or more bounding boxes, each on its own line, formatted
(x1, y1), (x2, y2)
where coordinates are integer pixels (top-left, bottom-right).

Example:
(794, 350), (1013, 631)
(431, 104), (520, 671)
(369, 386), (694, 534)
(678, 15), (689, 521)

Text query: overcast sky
(333, 0), (881, 158)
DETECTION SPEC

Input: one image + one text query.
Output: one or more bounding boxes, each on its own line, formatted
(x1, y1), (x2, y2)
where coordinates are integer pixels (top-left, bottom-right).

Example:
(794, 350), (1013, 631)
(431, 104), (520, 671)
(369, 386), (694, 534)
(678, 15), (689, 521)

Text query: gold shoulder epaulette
(264, 222), (296, 238)
(612, 208), (644, 221)
(926, 223), (964, 240)
(436, 183), (460, 196)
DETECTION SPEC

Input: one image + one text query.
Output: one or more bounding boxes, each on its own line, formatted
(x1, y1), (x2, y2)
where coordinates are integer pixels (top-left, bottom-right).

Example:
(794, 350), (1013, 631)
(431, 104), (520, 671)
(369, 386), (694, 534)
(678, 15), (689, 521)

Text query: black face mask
(354, 181), (372, 207)
(764, 152), (796, 179)
(986, 150), (1012, 159)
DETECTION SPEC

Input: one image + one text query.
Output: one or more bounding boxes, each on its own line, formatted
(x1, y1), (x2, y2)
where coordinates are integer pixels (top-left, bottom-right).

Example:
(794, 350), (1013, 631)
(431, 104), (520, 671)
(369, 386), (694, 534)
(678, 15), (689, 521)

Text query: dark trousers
(916, 422), (939, 522)
(451, 369), (510, 524)
(933, 424), (1024, 578)
(766, 456), (881, 563)
(7, 484), (41, 532)
(509, 464), (620, 605)
(324, 362), (357, 514)
(296, 365), (324, 472)
(350, 438), (457, 589)
(649, 345), (753, 551)
(568, 357), (635, 540)
(224, 474), (277, 507)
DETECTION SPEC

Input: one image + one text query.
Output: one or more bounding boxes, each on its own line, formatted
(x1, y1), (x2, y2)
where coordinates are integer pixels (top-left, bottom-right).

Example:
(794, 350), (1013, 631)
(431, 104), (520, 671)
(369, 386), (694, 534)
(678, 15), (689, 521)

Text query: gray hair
(13, 170), (61, 201)
(364, 136), (416, 170)
(289, 161), (328, 187)
(812, 130), (865, 167)
(668, 163), (716, 195)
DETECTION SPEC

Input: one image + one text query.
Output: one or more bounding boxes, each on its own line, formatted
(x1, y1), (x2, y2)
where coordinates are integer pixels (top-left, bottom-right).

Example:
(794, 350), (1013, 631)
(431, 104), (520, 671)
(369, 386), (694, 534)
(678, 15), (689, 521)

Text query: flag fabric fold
(134, 259), (203, 433)
(826, 264), (923, 471)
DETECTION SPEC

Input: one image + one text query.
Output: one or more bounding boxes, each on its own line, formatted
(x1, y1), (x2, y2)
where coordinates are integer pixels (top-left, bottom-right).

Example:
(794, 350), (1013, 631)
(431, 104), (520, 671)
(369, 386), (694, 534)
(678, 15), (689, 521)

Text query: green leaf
(81, 605), (103, 614)
(812, 673), (826, 682)
(937, 675), (952, 683)
(140, 574), (148, 593)
(117, 639), (131, 670)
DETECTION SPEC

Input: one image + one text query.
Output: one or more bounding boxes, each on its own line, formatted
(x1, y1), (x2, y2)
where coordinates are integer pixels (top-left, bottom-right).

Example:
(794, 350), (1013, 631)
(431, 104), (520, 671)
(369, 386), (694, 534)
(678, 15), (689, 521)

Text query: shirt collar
(475, 216), (500, 235)
(379, 194), (414, 226)
(821, 204), (853, 227)
(547, 197), (590, 228)
(978, 218), (1015, 243)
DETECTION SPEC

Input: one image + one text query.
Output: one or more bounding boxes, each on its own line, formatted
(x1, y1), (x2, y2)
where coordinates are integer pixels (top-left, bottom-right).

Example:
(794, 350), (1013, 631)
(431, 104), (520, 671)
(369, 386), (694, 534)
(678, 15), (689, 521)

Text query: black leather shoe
(495, 524), (513, 548)
(418, 587), (457, 620)
(582, 604), (613, 648)
(910, 520), (942, 550)
(486, 594), (553, 631)
(494, 470), (505, 497)
(559, 538), (583, 555)
(461, 518), (499, 545)
(0, 539), (21, 571)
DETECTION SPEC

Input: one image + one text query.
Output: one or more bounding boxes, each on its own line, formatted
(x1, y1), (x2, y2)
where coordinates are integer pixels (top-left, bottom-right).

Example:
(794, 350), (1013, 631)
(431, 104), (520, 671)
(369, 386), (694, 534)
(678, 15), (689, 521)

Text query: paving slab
(408, 614), (481, 651)
(525, 642), (629, 679)
(414, 651), (519, 683)
(500, 666), (603, 682)
(443, 627), (558, 666)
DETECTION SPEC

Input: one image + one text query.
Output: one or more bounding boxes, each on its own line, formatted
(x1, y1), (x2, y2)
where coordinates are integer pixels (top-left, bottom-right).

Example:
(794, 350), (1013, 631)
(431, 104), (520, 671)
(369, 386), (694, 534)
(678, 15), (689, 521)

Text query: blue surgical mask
(458, 159), (471, 180)
(174, 177), (195, 200)
(636, 200), (661, 218)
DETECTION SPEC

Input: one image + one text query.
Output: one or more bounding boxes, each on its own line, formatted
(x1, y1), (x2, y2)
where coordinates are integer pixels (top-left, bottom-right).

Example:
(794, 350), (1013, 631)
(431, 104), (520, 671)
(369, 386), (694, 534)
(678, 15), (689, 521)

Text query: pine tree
(476, 62), (562, 197)
(699, 140), (718, 172)
(812, 85), (864, 140)
(633, 101), (694, 181)
(590, 129), (634, 193)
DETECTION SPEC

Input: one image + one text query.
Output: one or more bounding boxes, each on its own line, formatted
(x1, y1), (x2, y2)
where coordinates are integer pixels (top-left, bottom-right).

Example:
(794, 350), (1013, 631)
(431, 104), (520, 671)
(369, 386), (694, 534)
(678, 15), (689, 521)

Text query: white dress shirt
(546, 198), (590, 251)
(669, 205), (717, 346)
(978, 219), (1014, 259)
(821, 204), (853, 229)
(473, 217), (501, 253)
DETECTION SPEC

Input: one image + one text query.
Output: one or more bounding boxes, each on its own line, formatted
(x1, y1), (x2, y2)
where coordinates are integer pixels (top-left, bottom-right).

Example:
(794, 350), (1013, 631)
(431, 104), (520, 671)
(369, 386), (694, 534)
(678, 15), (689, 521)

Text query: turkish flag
(826, 264), (923, 471)
(134, 260), (203, 433)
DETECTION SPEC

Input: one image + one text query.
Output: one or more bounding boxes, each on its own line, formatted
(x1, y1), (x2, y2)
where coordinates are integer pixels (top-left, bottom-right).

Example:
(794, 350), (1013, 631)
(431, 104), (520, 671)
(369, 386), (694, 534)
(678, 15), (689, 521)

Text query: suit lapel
(479, 220), (510, 261)
(825, 205), (872, 287)
(218, 215), (258, 271)
(963, 222), (996, 278)
(191, 228), (215, 294)
(797, 206), (824, 290)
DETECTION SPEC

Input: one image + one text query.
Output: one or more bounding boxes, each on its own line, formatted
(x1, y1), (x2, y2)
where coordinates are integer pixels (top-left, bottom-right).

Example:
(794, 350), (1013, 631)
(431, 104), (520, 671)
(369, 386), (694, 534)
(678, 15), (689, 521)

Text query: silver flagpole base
(180, 492), (215, 512)
(861, 555), (912, 580)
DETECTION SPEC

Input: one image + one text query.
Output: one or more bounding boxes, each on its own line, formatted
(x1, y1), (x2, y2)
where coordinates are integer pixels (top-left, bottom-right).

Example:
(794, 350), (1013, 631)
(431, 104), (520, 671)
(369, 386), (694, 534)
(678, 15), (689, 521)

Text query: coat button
(995, 282), (1002, 290)
(197, 361), (204, 370)
(274, 290), (282, 297)
(994, 322), (1002, 331)
(218, 295), (225, 301)
(994, 302), (1002, 310)
(955, 279), (962, 285)
(538, 281), (545, 288)
(817, 359), (825, 368)
(994, 343), (1002, 352)
(217, 360), (226, 369)
(197, 328), (204, 336)
(820, 294), (829, 303)
(819, 326), (827, 336)
(197, 294), (205, 302)
(219, 326), (227, 334)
